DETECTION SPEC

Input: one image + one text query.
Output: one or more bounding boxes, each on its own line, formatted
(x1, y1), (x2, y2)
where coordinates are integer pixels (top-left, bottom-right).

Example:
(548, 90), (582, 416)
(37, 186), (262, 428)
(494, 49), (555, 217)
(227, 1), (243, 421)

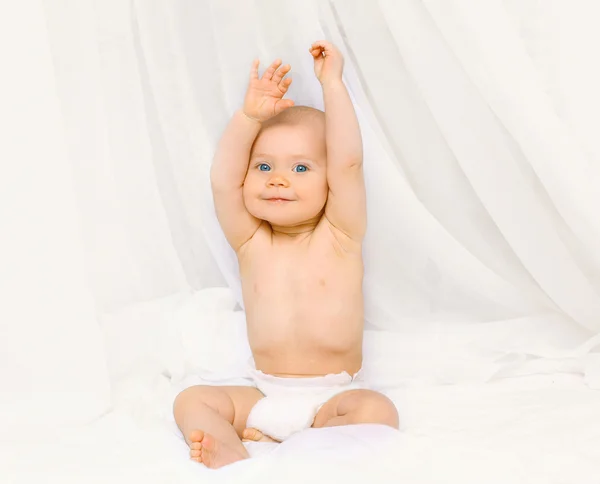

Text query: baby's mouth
(262, 194), (294, 202)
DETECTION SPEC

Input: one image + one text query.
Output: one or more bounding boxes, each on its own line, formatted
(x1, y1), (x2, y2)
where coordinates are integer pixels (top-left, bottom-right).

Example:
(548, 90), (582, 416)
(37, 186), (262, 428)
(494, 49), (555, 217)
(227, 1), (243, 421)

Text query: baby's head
(243, 106), (327, 228)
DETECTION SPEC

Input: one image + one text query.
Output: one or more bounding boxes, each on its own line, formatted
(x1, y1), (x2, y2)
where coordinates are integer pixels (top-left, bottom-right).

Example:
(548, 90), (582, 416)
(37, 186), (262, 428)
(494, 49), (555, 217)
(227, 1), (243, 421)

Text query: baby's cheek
(243, 174), (259, 191)
(241, 183), (256, 204)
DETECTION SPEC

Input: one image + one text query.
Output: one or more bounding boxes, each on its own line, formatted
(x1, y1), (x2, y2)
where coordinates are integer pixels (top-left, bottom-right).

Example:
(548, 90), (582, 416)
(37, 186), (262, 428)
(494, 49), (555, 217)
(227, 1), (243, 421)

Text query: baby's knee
(173, 385), (234, 423)
(355, 391), (399, 429)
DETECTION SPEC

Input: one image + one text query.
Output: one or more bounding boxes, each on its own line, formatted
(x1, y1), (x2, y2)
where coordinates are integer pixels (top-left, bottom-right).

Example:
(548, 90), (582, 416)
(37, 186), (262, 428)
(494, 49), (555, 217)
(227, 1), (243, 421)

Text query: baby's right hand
(243, 58), (294, 122)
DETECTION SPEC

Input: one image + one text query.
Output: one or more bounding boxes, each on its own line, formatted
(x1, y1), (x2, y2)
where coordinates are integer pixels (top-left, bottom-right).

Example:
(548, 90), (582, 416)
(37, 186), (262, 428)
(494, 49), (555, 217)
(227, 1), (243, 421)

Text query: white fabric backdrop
(0, 1), (111, 434)
(9, 0), (600, 392)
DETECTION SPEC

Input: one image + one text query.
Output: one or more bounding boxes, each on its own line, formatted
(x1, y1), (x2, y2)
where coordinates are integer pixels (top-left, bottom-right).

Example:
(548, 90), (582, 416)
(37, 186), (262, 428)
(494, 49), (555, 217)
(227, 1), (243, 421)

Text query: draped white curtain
(1, 1), (111, 433)
(41, 0), (600, 383)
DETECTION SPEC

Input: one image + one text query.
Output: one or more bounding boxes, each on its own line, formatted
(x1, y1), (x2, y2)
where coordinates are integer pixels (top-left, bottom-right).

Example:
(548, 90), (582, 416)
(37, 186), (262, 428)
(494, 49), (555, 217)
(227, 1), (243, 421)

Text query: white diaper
(245, 367), (365, 442)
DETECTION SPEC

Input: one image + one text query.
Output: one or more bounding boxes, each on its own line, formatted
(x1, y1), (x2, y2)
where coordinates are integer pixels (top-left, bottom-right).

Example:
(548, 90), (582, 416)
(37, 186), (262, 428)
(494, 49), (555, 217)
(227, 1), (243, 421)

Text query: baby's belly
(246, 308), (364, 377)
(241, 257), (365, 376)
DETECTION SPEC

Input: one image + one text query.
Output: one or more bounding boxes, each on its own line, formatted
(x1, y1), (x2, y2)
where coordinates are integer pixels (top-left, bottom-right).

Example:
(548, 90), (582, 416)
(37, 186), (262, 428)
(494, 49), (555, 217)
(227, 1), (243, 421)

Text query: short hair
(260, 105), (324, 131)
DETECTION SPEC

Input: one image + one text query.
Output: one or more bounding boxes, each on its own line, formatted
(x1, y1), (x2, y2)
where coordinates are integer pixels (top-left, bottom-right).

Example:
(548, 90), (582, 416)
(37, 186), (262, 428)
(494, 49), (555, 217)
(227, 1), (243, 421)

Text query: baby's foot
(242, 428), (279, 443)
(188, 429), (246, 469)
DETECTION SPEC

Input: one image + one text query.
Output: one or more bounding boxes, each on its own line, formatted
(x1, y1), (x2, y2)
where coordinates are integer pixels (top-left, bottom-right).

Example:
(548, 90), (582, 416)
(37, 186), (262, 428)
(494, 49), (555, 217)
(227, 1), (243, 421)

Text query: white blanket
(2, 373), (599, 483)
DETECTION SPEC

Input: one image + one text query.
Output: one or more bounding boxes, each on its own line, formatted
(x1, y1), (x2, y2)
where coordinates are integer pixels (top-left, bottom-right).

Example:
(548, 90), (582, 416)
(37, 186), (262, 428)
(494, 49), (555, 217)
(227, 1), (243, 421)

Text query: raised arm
(210, 58), (295, 252)
(310, 41), (366, 241)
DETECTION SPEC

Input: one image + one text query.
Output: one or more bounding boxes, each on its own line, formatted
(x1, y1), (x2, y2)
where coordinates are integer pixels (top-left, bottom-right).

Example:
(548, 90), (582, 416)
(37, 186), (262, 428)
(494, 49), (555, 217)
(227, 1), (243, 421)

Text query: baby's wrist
(320, 77), (344, 89)
(241, 110), (262, 124)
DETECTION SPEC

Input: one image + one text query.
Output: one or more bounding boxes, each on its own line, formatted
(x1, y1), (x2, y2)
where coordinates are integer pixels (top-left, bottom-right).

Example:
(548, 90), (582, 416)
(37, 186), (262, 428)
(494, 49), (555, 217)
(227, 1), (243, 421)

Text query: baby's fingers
(278, 77), (292, 94)
(310, 40), (333, 53)
(272, 64), (291, 85)
(262, 58), (283, 81)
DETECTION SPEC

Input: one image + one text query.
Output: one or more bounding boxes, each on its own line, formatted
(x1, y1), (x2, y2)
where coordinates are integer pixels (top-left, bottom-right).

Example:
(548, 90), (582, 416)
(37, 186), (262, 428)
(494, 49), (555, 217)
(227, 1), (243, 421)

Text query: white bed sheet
(2, 373), (599, 484)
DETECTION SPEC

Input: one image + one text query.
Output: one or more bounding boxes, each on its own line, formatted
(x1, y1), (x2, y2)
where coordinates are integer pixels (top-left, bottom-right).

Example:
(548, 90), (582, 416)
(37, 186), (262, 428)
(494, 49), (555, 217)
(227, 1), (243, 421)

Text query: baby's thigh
(220, 385), (265, 435)
(313, 389), (399, 428)
(174, 385), (264, 436)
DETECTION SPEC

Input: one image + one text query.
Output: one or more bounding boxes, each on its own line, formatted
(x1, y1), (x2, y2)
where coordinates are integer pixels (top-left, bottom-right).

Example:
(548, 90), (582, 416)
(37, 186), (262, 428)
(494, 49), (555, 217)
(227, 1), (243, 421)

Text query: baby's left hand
(309, 40), (344, 85)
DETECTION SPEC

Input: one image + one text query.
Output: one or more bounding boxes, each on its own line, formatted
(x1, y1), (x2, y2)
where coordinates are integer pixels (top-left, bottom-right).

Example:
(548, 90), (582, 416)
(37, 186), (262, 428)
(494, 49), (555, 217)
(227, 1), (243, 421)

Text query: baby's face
(243, 122), (328, 227)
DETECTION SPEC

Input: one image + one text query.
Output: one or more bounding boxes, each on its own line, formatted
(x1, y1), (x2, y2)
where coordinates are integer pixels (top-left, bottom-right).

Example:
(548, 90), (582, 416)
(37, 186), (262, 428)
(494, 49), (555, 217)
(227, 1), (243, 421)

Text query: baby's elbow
(348, 159), (363, 170)
(343, 155), (363, 171)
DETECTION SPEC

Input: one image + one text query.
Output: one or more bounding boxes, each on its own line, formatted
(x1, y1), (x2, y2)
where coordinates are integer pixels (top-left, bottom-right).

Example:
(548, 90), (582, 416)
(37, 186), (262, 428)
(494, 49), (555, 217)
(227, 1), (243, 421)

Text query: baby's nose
(267, 175), (290, 187)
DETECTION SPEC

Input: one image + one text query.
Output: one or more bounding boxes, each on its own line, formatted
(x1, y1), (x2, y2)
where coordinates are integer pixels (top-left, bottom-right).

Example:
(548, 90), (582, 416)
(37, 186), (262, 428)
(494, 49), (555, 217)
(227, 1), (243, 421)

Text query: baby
(174, 40), (399, 469)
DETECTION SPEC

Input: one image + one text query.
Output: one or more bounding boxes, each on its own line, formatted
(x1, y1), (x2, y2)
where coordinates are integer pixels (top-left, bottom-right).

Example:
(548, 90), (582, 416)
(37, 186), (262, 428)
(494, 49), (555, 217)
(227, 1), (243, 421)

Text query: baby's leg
(312, 389), (399, 429)
(173, 385), (263, 469)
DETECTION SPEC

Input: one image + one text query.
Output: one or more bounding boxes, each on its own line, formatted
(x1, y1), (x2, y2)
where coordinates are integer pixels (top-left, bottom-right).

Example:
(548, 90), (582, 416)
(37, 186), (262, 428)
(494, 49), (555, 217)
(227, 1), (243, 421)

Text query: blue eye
(293, 164), (308, 173)
(258, 163), (271, 171)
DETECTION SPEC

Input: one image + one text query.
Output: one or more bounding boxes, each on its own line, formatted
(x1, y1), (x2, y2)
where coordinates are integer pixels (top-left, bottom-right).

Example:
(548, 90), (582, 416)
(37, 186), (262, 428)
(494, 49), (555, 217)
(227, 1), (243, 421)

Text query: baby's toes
(189, 446), (202, 463)
(189, 441), (202, 458)
(242, 428), (278, 443)
(189, 429), (204, 443)
(242, 428), (262, 442)
(188, 430), (205, 462)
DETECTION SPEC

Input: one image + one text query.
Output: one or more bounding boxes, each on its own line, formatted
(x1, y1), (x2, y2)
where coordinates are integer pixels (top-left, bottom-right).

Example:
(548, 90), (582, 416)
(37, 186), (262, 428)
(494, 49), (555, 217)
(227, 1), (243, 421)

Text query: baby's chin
(261, 214), (308, 228)
(249, 209), (320, 229)
(266, 215), (327, 233)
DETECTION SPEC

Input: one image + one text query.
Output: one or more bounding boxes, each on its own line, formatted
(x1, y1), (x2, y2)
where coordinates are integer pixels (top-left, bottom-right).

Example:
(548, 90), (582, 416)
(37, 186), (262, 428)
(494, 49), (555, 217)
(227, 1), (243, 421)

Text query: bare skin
(174, 41), (398, 469)
(240, 172), (365, 379)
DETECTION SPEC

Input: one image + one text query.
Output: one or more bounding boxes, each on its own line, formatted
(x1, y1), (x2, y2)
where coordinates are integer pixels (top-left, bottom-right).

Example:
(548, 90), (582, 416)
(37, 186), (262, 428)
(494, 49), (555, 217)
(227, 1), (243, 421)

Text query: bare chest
(241, 239), (360, 301)
(238, 230), (364, 328)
